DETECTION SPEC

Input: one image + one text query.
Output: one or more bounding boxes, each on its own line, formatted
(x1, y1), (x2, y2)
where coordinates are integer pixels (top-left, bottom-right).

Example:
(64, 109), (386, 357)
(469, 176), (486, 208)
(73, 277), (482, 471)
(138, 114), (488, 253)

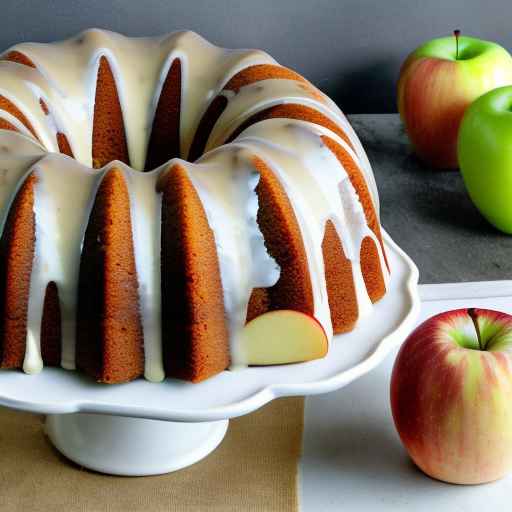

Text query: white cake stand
(0, 230), (419, 476)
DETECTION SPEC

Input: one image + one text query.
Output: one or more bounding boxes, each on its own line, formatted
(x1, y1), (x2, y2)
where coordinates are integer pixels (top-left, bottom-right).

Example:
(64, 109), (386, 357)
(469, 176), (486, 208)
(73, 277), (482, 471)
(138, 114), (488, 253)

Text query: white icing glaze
(234, 119), (389, 287)
(0, 133), (46, 374)
(120, 163), (164, 382)
(0, 110), (35, 139)
(171, 33), (274, 159)
(231, 119), (379, 333)
(0, 30), (386, 379)
(205, 79), (332, 152)
(26, 155), (100, 373)
(184, 149), (280, 366)
(4, 30), (274, 170)
(335, 110), (380, 214)
(0, 132), (46, 233)
(0, 62), (60, 153)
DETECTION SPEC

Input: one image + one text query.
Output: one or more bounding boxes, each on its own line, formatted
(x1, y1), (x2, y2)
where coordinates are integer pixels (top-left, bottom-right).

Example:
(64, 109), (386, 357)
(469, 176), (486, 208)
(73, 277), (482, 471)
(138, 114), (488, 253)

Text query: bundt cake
(0, 29), (389, 383)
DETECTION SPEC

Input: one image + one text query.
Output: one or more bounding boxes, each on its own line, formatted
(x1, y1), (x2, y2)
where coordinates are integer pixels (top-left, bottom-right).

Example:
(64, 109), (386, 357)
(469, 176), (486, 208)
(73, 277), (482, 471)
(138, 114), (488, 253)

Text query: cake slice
(145, 58), (181, 170)
(0, 174), (36, 368)
(40, 281), (62, 367)
(246, 156), (314, 322)
(76, 168), (144, 383)
(322, 135), (388, 302)
(159, 163), (230, 382)
(0, 171), (70, 371)
(322, 220), (359, 333)
(92, 57), (130, 169)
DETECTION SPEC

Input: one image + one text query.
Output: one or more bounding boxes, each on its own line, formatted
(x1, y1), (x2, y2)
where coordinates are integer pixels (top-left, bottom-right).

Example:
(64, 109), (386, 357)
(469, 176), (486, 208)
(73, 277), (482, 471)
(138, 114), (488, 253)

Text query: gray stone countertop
(348, 114), (512, 284)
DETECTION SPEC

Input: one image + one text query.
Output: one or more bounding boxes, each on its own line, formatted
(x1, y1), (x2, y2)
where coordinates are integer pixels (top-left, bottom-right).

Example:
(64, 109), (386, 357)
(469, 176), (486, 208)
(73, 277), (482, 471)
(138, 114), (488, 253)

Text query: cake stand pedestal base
(45, 413), (229, 476)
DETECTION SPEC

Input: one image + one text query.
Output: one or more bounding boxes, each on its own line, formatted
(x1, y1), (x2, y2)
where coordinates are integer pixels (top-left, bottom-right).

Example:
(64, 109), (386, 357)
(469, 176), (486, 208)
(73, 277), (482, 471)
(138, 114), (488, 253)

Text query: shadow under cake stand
(0, 230), (419, 476)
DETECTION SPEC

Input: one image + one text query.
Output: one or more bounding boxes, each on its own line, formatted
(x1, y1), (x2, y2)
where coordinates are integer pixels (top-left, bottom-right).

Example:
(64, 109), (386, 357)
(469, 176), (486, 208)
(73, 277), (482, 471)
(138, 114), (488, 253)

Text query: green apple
(391, 308), (512, 484)
(458, 86), (512, 233)
(398, 32), (512, 169)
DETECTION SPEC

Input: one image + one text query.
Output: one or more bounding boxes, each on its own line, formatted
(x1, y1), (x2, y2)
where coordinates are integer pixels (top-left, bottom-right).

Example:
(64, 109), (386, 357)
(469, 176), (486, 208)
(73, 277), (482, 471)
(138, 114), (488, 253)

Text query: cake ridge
(144, 57), (181, 170)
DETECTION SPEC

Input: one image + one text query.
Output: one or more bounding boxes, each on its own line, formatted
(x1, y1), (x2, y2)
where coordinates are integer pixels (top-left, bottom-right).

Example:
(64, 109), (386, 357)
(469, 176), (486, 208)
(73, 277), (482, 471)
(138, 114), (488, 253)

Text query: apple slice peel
(239, 309), (328, 366)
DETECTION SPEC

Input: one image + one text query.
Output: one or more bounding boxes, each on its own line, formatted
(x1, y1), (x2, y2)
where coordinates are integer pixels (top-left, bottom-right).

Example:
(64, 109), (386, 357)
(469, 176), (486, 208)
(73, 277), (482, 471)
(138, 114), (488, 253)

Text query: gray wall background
(2, 0), (511, 113)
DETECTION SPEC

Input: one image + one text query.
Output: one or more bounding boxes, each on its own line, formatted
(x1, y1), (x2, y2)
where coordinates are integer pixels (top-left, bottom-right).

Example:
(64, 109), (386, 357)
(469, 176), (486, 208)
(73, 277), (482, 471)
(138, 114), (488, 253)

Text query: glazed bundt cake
(0, 29), (389, 383)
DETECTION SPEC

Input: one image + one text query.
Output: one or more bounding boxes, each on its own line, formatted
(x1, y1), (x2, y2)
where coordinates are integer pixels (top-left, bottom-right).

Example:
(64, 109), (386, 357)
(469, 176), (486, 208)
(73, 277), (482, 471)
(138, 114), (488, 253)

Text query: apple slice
(239, 310), (328, 365)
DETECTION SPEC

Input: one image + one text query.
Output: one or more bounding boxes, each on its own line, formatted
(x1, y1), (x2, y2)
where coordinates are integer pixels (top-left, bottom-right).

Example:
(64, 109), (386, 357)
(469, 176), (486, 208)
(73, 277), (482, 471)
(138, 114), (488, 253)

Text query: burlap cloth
(0, 396), (304, 511)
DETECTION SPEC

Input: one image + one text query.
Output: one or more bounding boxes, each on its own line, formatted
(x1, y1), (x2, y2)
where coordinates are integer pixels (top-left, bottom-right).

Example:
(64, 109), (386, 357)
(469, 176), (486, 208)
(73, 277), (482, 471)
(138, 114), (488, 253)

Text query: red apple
(239, 309), (328, 365)
(398, 31), (512, 169)
(391, 308), (512, 484)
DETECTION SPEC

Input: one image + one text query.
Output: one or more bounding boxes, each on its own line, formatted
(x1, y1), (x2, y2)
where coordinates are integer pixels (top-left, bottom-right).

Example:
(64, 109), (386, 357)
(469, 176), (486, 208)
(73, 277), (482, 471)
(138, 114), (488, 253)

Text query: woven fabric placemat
(0, 396), (304, 511)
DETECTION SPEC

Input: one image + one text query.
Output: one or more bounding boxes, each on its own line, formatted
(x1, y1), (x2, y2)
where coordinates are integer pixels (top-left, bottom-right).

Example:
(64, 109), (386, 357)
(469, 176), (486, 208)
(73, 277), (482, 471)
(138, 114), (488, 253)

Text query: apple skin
(398, 35), (512, 169)
(458, 86), (512, 233)
(239, 309), (328, 365)
(391, 308), (512, 484)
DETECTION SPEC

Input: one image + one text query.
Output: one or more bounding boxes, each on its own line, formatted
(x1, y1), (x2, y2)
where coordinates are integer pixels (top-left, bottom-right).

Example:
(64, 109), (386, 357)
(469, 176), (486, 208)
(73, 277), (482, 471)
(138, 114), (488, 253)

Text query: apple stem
(454, 29), (461, 59)
(468, 308), (483, 351)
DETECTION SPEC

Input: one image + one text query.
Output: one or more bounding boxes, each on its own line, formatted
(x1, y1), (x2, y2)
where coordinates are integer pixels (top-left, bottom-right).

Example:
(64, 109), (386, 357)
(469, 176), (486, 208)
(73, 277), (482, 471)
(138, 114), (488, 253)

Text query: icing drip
(0, 132), (45, 234)
(336, 110), (379, 211)
(4, 30), (275, 168)
(0, 62), (60, 152)
(26, 155), (100, 372)
(0, 133), (46, 374)
(0, 110), (35, 139)
(171, 33), (274, 159)
(233, 118), (390, 327)
(0, 141), (284, 375)
(235, 119), (389, 285)
(185, 149), (280, 365)
(205, 79), (332, 152)
(121, 164), (164, 382)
